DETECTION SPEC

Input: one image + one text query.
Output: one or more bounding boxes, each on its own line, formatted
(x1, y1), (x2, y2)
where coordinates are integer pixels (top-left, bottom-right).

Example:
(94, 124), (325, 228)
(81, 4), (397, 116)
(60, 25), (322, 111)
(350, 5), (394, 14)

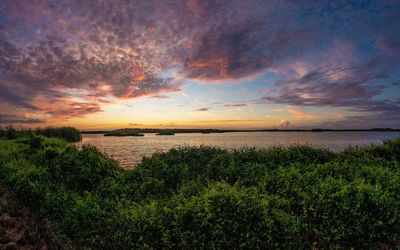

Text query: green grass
(0, 135), (400, 249)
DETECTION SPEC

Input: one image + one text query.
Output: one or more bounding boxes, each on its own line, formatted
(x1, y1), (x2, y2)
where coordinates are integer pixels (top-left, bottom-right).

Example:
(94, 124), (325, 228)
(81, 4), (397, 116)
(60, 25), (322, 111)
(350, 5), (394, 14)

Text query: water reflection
(76, 132), (400, 169)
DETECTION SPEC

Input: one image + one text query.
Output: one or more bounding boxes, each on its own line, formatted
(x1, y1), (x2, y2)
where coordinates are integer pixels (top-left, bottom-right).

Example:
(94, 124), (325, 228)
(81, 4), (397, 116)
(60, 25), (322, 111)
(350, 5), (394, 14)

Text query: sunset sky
(1, 0), (400, 130)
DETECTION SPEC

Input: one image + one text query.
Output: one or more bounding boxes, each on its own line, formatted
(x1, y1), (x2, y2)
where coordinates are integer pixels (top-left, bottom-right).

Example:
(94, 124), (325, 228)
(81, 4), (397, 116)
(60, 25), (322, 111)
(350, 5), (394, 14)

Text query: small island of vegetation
(104, 131), (144, 137)
(0, 127), (400, 248)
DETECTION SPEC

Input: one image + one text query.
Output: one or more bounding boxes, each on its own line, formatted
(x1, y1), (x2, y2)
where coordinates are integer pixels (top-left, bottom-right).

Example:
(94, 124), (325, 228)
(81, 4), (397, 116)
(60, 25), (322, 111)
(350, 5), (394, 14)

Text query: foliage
(35, 127), (81, 142)
(0, 135), (400, 249)
(104, 131), (144, 136)
(0, 126), (81, 142)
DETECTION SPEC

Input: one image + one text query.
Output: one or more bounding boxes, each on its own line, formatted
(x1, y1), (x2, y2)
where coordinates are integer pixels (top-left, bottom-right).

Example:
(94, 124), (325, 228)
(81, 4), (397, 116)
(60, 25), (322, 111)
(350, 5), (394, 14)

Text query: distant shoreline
(81, 128), (400, 135)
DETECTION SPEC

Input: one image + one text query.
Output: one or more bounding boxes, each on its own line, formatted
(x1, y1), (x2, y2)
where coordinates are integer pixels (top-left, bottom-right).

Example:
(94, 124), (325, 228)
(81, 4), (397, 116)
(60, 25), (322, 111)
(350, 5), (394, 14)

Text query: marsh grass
(0, 135), (400, 248)
(0, 126), (81, 142)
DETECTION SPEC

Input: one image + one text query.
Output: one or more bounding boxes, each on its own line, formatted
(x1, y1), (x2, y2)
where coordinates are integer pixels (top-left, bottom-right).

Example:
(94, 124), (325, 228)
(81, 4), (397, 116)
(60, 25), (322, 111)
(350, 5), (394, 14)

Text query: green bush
(0, 136), (400, 248)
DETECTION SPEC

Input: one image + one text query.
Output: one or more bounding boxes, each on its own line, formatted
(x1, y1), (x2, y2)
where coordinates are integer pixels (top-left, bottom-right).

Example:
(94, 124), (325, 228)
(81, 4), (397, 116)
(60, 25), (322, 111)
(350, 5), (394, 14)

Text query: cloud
(1, 0), (400, 125)
(224, 103), (247, 107)
(259, 36), (400, 120)
(260, 61), (400, 119)
(316, 114), (400, 129)
(194, 119), (265, 123)
(0, 0), (312, 110)
(148, 94), (170, 99)
(278, 120), (290, 129)
(194, 107), (210, 112)
(44, 101), (103, 121)
(287, 107), (317, 120)
(0, 114), (44, 124)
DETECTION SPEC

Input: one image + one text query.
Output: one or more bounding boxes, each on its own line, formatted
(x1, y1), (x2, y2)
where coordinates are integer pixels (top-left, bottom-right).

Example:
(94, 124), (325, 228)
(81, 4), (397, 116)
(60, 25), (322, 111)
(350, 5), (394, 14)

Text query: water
(77, 132), (400, 168)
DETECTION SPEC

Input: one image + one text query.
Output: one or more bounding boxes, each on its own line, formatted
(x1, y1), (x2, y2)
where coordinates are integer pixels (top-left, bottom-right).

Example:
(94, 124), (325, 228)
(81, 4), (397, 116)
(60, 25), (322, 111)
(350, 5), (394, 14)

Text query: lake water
(77, 132), (400, 168)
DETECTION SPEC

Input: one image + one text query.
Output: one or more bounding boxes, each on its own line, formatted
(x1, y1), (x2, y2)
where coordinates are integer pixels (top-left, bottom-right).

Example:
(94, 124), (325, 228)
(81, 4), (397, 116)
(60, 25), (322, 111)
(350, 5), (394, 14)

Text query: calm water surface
(77, 132), (400, 168)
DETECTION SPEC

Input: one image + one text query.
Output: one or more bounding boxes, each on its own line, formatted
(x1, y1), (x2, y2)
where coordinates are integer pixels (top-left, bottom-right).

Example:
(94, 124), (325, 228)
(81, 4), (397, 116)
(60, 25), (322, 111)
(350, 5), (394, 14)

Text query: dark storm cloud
(0, 0), (400, 123)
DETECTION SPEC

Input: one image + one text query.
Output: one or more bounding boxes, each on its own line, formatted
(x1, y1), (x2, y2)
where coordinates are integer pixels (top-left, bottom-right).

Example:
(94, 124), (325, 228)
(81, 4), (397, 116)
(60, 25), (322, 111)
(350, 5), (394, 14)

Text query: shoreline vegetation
(85, 127), (400, 136)
(0, 126), (81, 142)
(156, 131), (175, 136)
(104, 131), (144, 137)
(0, 127), (400, 248)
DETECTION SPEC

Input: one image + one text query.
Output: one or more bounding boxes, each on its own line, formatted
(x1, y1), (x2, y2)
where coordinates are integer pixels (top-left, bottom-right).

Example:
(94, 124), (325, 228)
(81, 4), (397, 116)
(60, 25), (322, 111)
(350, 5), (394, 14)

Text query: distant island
(156, 131), (175, 135)
(104, 131), (144, 137)
(82, 128), (400, 136)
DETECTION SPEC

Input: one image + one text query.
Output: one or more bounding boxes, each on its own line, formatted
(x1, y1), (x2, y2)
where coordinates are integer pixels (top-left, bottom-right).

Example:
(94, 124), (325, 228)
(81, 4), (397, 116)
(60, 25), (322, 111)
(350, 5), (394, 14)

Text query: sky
(0, 0), (400, 130)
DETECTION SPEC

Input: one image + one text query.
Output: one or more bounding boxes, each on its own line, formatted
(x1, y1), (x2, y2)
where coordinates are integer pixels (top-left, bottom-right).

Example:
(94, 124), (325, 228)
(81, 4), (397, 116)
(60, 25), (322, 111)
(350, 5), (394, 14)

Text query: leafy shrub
(0, 136), (399, 248)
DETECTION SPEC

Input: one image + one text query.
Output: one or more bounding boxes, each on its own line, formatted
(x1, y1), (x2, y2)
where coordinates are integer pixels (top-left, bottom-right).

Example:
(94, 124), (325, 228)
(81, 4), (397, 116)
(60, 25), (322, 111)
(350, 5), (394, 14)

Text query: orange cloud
(287, 106), (318, 119)
(133, 75), (146, 82)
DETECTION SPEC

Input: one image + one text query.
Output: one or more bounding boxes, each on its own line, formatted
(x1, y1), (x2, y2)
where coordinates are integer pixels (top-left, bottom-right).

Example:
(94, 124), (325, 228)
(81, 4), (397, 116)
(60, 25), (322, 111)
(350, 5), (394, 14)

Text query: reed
(0, 126), (81, 142)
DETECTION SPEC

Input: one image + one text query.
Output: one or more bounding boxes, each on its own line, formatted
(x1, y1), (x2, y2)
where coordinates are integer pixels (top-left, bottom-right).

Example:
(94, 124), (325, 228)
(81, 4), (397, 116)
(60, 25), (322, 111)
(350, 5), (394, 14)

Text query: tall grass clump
(0, 125), (81, 142)
(35, 127), (81, 142)
(0, 125), (19, 139)
(0, 135), (399, 249)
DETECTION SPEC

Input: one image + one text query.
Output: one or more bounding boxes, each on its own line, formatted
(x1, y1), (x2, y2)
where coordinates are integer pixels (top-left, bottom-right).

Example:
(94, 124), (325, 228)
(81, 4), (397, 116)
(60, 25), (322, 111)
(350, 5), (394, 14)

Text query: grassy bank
(0, 135), (400, 248)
